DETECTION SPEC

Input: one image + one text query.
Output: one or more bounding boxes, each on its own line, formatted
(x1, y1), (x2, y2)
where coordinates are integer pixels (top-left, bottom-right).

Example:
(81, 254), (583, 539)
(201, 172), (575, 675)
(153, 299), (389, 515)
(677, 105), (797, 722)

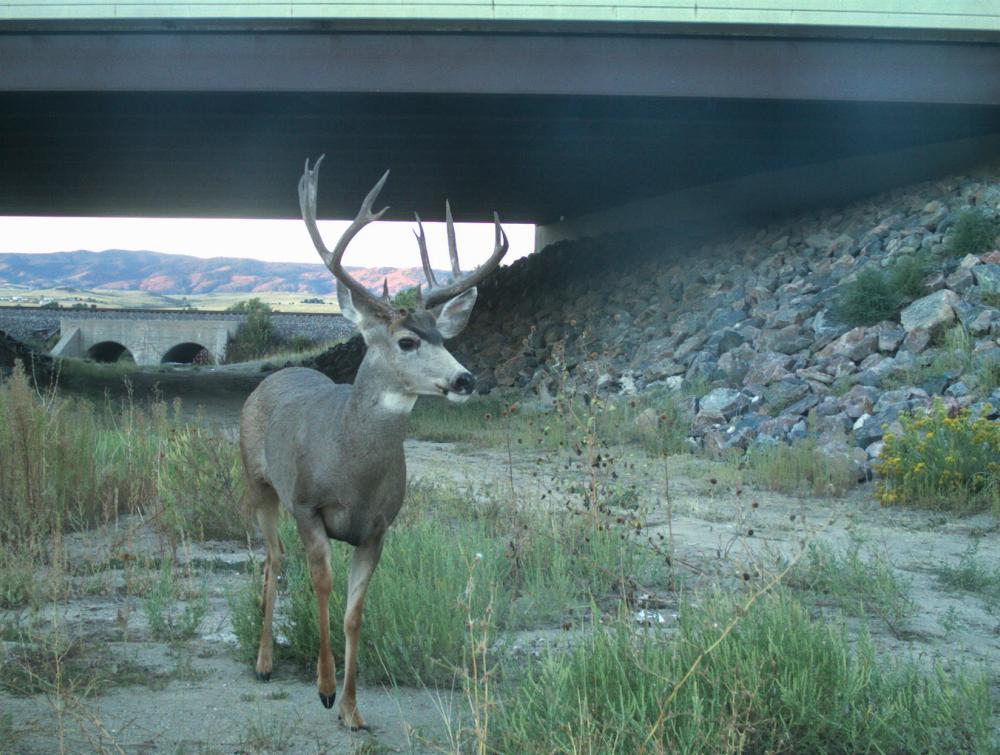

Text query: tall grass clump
(833, 253), (934, 327)
(877, 398), (1000, 514)
(0, 365), (250, 606)
(745, 435), (856, 497)
(277, 513), (508, 686)
(493, 591), (993, 754)
(142, 559), (209, 641)
(782, 540), (914, 632)
(946, 208), (999, 258)
(0, 364), (158, 554)
(229, 480), (651, 686)
(157, 421), (249, 544)
(226, 298), (281, 362)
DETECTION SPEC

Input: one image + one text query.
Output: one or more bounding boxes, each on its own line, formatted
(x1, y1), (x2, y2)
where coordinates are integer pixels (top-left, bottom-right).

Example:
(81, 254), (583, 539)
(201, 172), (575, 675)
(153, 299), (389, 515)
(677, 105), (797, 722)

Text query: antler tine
(422, 211), (509, 309)
(299, 155), (391, 313)
(444, 201), (461, 277)
(412, 213), (439, 289)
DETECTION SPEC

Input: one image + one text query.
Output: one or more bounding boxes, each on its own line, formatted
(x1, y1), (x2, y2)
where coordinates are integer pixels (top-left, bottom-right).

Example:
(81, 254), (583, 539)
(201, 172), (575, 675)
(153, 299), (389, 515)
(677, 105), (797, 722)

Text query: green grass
(0, 286), (341, 313)
(229, 479), (656, 686)
(408, 388), (691, 456)
(934, 543), (1000, 602)
(0, 619), (159, 698)
(0, 365), (248, 608)
(745, 435), (856, 498)
(782, 540), (915, 633)
(142, 559), (210, 642)
(492, 590), (992, 754)
(157, 422), (249, 544)
(882, 325), (1000, 396)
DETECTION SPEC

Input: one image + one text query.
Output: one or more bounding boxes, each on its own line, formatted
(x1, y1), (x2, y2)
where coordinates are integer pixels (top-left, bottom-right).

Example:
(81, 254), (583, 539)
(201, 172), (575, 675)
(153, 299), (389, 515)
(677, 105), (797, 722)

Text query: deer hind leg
(339, 532), (385, 731)
(253, 486), (282, 682)
(297, 519), (337, 709)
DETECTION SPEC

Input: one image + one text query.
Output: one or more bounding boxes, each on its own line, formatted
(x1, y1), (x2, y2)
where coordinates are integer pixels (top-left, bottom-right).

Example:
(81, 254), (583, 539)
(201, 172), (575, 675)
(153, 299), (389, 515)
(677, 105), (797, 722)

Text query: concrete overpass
(51, 315), (240, 364)
(1, 3), (999, 244)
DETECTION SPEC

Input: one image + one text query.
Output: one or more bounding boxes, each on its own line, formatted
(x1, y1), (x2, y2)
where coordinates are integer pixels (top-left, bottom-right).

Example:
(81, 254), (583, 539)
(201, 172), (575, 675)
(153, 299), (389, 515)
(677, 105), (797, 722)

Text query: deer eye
(397, 337), (420, 352)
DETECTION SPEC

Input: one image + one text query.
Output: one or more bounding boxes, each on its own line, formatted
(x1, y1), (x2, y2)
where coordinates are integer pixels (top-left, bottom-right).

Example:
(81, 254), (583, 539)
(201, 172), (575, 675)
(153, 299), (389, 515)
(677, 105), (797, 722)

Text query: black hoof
(255, 671), (271, 682)
(319, 691), (336, 709)
(350, 725), (370, 733)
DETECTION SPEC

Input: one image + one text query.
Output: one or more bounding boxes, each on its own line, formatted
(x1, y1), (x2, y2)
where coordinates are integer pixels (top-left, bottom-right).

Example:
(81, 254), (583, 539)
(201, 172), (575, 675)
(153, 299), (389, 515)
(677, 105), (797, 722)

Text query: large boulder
(697, 387), (749, 422)
(971, 263), (1000, 295)
(819, 326), (878, 362)
(900, 289), (960, 333)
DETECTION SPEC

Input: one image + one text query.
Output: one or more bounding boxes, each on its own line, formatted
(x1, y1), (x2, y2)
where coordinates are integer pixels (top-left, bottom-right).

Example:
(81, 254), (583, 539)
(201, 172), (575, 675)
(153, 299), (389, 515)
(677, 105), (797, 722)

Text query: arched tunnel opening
(86, 341), (135, 364)
(161, 342), (214, 365)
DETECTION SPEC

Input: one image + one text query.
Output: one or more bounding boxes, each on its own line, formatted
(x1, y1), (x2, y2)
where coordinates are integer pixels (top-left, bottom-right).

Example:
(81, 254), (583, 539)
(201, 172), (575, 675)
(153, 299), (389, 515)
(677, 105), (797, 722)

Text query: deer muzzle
(450, 372), (475, 396)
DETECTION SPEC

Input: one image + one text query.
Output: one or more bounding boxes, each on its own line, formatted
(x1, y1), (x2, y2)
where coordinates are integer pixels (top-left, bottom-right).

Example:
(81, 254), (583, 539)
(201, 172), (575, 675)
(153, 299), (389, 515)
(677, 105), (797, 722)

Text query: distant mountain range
(0, 250), (440, 295)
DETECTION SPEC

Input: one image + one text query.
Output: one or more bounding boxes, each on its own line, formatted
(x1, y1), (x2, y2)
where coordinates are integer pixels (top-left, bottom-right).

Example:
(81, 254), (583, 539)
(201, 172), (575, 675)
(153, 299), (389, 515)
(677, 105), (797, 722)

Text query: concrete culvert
(87, 341), (135, 363)
(161, 342), (213, 365)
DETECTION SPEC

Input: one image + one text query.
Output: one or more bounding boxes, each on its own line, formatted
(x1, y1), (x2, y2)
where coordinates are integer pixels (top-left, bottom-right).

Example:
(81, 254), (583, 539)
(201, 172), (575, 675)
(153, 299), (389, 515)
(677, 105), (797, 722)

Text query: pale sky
(0, 216), (536, 270)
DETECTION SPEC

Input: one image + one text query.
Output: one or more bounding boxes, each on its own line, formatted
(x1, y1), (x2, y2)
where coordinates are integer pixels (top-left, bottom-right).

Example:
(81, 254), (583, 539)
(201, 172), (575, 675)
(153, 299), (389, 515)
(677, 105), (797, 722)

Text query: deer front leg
(299, 520), (337, 709)
(339, 533), (384, 731)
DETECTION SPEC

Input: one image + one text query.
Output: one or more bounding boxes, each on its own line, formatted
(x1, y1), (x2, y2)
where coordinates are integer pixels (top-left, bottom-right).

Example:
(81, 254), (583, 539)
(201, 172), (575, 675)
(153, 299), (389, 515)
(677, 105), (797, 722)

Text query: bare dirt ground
(3, 373), (1000, 752)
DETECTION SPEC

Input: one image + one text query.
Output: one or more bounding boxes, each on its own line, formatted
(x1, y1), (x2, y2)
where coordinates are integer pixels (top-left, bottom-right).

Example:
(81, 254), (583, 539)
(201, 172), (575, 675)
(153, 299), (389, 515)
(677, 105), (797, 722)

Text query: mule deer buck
(239, 156), (508, 730)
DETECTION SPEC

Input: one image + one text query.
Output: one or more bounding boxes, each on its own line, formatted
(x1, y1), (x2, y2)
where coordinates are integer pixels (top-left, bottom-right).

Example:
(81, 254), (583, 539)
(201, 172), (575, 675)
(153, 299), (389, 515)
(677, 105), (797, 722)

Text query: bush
(876, 399), (1000, 513)
(493, 591), (992, 753)
(227, 301), (281, 362)
(226, 298), (273, 315)
(833, 254), (934, 327)
(156, 423), (249, 544)
(946, 209), (999, 258)
(392, 286), (420, 310)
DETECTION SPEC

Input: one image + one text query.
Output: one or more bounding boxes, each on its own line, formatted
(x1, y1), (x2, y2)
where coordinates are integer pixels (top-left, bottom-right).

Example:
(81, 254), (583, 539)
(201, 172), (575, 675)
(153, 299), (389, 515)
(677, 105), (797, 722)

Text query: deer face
(340, 285), (478, 402)
(298, 157), (507, 406)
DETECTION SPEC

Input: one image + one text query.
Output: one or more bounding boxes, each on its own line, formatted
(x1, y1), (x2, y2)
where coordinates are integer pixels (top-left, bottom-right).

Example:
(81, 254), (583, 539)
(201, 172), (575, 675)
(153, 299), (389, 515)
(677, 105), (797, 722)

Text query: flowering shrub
(876, 400), (1000, 512)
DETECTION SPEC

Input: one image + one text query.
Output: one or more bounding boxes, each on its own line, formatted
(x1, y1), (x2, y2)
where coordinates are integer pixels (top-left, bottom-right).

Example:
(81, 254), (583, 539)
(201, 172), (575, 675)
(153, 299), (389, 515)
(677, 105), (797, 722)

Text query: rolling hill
(0, 250), (440, 296)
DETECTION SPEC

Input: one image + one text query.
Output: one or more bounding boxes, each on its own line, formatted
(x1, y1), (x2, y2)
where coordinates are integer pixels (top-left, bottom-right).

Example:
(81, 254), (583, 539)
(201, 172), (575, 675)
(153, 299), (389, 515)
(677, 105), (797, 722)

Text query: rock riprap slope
(449, 167), (1000, 468)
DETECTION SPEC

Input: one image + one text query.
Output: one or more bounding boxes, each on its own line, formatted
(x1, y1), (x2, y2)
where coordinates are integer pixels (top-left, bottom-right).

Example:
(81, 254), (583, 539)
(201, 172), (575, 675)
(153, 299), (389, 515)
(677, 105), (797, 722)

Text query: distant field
(0, 287), (341, 313)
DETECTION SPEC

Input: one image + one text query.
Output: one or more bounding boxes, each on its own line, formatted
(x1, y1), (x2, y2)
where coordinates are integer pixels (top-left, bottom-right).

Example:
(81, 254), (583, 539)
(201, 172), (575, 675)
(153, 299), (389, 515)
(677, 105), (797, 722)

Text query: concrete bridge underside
(51, 317), (240, 365)
(1, 20), (999, 231)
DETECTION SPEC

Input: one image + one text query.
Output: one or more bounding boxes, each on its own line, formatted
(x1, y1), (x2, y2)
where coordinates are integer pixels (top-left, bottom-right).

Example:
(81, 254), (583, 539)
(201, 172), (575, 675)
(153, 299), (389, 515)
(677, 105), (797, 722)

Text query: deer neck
(341, 355), (415, 450)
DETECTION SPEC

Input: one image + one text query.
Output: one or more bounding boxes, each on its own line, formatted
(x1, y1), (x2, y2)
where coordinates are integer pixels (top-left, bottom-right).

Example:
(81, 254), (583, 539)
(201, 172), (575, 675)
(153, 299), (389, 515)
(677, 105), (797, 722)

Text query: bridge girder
(1, 21), (999, 222)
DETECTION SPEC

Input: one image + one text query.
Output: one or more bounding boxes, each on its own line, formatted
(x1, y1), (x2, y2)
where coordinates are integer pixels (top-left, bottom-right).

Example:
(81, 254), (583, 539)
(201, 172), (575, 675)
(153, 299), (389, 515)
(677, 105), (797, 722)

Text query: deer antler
(299, 155), (391, 315)
(413, 202), (509, 309)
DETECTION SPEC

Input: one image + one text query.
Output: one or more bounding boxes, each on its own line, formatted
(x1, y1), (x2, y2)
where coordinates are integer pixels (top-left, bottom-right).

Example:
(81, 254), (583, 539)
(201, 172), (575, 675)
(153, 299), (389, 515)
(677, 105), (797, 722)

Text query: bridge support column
(49, 326), (82, 359)
(535, 135), (1000, 251)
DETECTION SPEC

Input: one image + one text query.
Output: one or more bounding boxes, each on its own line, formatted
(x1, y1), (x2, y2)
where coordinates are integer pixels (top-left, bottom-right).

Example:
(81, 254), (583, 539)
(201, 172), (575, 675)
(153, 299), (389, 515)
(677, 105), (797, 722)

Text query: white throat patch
(379, 392), (417, 413)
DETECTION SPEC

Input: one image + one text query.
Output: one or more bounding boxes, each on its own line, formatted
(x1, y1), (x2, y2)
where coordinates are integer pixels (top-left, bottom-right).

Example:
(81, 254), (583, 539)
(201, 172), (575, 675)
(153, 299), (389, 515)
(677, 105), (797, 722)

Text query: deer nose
(452, 372), (475, 396)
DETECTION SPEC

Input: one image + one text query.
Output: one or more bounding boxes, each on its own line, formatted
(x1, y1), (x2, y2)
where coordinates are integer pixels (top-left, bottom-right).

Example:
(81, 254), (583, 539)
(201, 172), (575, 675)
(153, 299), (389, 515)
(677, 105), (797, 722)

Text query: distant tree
(226, 298), (273, 315)
(392, 286), (419, 310)
(39, 301), (61, 309)
(226, 299), (280, 362)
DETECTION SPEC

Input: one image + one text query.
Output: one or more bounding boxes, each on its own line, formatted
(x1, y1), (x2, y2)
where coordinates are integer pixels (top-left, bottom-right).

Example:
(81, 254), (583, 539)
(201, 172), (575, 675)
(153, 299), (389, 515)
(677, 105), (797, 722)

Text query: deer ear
(337, 281), (387, 326)
(337, 282), (363, 325)
(436, 288), (477, 339)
